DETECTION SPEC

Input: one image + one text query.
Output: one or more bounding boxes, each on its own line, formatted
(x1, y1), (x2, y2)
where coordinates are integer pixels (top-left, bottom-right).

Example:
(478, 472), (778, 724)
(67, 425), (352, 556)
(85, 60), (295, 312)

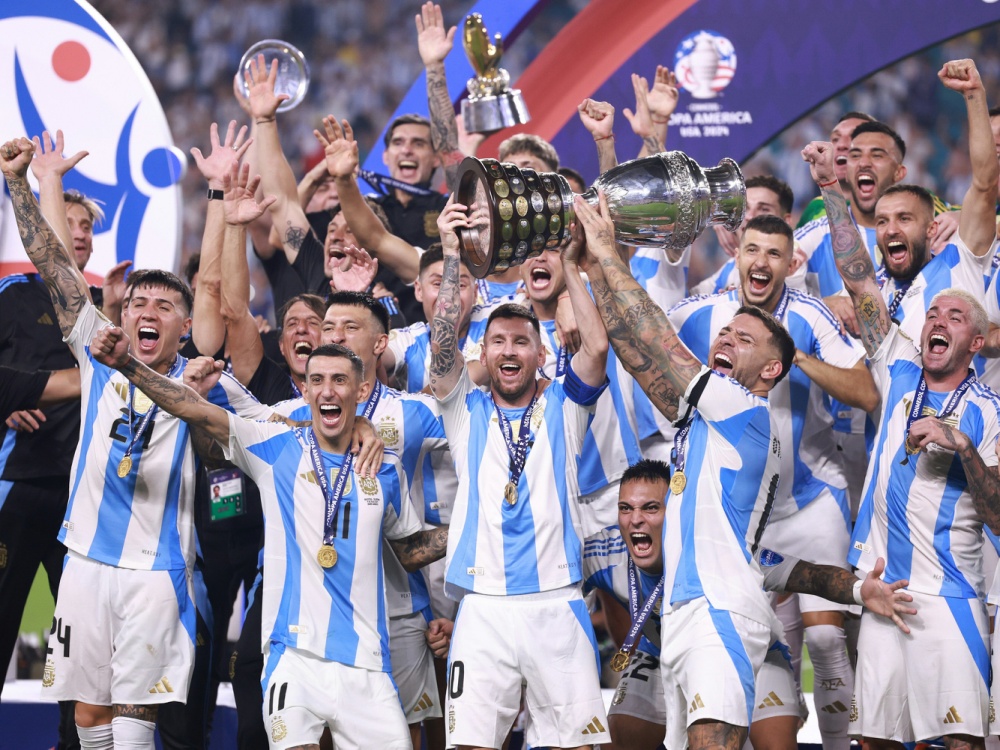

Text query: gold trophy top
(463, 13), (507, 95)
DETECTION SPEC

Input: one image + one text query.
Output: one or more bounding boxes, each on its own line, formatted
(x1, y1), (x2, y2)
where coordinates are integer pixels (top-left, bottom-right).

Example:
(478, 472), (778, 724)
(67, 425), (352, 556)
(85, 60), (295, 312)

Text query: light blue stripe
(173, 566), (198, 644)
(944, 597), (989, 686)
(406, 331), (431, 393)
(0, 429), (17, 512)
(260, 641), (285, 694)
(63, 360), (112, 540)
(569, 598), (601, 677)
(500, 400), (541, 593)
(271, 443), (303, 650)
(449, 391), (487, 592)
(152, 426), (188, 569)
(708, 605), (756, 724)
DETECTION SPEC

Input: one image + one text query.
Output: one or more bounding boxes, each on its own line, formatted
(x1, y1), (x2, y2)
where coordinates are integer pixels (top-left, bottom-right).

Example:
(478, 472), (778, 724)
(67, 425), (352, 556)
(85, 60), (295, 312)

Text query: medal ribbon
(123, 356), (183, 463)
(671, 420), (692, 475)
(555, 344), (568, 377)
(618, 558), (665, 660)
(289, 376), (302, 399)
(902, 370), (976, 463)
(311, 381), (384, 546)
(875, 263), (911, 319)
(357, 169), (437, 198)
(476, 278), (490, 306)
(494, 384), (540, 495)
(771, 284), (790, 322)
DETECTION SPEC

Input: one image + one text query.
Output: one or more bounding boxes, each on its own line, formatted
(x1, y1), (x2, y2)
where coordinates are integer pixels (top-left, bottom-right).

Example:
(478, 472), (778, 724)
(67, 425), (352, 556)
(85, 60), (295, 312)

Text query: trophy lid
(238, 39), (310, 113)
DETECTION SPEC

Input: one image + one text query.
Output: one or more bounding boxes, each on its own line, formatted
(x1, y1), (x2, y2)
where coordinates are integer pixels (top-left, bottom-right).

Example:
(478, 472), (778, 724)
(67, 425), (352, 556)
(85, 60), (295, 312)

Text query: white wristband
(852, 578), (864, 606)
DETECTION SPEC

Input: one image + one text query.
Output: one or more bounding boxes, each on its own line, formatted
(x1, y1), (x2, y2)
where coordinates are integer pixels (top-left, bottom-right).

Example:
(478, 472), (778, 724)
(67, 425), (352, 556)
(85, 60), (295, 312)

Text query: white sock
(774, 594), (803, 682)
(805, 623), (853, 750)
(111, 716), (156, 749)
(76, 723), (114, 750)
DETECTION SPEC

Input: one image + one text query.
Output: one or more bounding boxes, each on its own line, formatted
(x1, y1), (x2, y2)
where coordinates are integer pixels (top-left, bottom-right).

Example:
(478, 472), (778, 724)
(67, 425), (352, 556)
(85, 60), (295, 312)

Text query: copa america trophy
(238, 39), (310, 112)
(460, 14), (530, 134)
(455, 152), (745, 279)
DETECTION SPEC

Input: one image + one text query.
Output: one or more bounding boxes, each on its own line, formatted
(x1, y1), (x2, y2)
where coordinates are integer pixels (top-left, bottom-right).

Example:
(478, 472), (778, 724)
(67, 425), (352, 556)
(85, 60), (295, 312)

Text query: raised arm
(428, 197), (469, 398)
(1, 138), (92, 337)
(319, 117), (420, 283)
(190, 121), (251, 356)
(29, 130), (87, 257)
(939, 59), (1000, 257)
(560, 219), (608, 387)
(622, 69), (675, 158)
(793, 352), (879, 413)
(220, 162), (277, 386)
(232, 73), (276, 258)
(577, 99), (618, 174)
(90, 325), (231, 445)
(578, 192), (701, 422)
(245, 55), (311, 264)
(802, 141), (891, 357)
(416, 1), (464, 193)
(388, 526), (449, 572)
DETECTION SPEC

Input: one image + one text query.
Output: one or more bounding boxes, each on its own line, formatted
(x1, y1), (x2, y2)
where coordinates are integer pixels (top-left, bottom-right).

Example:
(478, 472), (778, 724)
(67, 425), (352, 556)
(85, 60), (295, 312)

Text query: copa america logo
(674, 30), (737, 100)
(0, 0), (184, 284)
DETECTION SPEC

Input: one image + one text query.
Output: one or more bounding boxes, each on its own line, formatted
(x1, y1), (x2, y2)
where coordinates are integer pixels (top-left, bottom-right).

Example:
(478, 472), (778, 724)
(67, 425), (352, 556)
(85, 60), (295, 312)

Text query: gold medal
(610, 650), (630, 672)
(905, 437), (920, 455)
(504, 481), (518, 506)
(317, 544), (338, 568)
(117, 455), (133, 478)
(670, 470), (686, 495)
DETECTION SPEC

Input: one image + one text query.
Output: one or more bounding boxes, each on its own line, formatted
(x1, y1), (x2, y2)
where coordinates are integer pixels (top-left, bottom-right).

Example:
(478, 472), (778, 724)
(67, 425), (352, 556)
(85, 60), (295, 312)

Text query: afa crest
(271, 715), (288, 742)
(378, 418), (400, 446)
(359, 476), (379, 496)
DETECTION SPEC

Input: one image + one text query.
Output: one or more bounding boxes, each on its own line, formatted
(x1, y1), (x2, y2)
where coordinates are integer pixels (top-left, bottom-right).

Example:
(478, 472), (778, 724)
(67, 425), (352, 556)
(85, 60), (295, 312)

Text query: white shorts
(609, 649), (666, 726)
(389, 611), (442, 723)
(760, 489), (851, 613)
(578, 480), (621, 539)
(833, 431), (867, 522)
(852, 591), (990, 742)
(41, 550), (195, 706)
(752, 644), (801, 722)
(446, 587), (609, 748)
(261, 643), (410, 750)
(659, 597), (771, 750)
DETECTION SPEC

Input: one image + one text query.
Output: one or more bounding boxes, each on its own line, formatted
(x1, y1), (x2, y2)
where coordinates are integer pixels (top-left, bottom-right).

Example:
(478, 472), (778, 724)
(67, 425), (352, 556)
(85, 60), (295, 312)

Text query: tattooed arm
(244, 54), (313, 264)
(802, 141), (890, 357)
(90, 325), (232, 445)
(577, 194), (701, 423)
(389, 526), (449, 572)
(417, 3), (464, 193)
(1, 137), (92, 337)
(783, 556), (914, 632)
(428, 198), (469, 398)
(908, 415), (1000, 534)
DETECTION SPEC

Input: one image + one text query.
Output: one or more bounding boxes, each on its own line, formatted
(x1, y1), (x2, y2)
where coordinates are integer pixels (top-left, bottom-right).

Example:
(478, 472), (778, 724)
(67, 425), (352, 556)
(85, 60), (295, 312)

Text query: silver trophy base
(461, 90), (530, 134)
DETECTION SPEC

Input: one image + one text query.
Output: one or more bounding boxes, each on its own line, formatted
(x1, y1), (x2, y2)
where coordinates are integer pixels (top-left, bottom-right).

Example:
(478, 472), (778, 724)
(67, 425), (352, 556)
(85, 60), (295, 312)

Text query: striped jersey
(223, 415), (420, 670)
(62, 302), (272, 571)
(438, 364), (605, 597)
(850, 325), (1000, 599)
(386, 305), (493, 393)
(662, 368), (781, 628)
(537, 318), (643, 498)
(669, 288), (864, 523)
(270, 383), (454, 616)
(582, 525), (662, 656)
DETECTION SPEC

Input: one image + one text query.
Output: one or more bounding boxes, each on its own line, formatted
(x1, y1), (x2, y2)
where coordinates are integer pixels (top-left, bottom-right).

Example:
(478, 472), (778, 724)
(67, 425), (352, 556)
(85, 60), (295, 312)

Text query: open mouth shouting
(712, 351), (734, 377)
(293, 341), (314, 362)
(529, 266), (552, 294)
(397, 159), (420, 181)
(629, 531), (654, 557)
(926, 331), (950, 356)
(746, 270), (772, 298)
(884, 239), (908, 268)
(136, 326), (160, 354)
(317, 402), (344, 430)
(854, 172), (877, 202)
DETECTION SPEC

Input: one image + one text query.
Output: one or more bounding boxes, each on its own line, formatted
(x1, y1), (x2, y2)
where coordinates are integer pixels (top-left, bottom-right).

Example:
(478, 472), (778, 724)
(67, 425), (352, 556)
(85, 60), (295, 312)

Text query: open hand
(30, 130), (88, 183)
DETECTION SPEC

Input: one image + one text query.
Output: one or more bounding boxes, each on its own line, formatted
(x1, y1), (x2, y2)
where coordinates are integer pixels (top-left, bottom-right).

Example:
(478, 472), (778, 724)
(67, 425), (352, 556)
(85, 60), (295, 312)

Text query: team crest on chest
(424, 210), (441, 237)
(359, 475), (379, 496)
(378, 417), (400, 447)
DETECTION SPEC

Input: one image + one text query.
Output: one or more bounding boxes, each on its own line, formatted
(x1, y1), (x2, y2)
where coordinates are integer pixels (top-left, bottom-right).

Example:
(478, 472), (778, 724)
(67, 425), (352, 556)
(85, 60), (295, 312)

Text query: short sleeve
(0, 366), (49, 416)
(563, 360), (607, 406)
(64, 300), (107, 367)
(223, 412), (293, 481)
(868, 324), (920, 395)
(387, 326), (417, 377)
(679, 367), (762, 427)
(209, 370), (275, 420)
(436, 365), (477, 440)
(808, 302), (866, 368)
(755, 548), (799, 593)
(381, 460), (422, 541)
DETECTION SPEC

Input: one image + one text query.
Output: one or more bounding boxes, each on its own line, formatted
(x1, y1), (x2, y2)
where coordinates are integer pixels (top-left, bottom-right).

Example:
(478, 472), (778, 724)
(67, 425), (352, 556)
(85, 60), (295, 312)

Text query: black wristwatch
(207, 188), (224, 201)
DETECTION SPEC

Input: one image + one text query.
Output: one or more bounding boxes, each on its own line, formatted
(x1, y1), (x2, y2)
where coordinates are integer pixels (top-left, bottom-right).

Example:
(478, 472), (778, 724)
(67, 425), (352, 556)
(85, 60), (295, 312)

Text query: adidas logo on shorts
(581, 716), (606, 735)
(149, 677), (174, 694)
(943, 706), (964, 724)
(413, 692), (435, 712)
(758, 691), (785, 709)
